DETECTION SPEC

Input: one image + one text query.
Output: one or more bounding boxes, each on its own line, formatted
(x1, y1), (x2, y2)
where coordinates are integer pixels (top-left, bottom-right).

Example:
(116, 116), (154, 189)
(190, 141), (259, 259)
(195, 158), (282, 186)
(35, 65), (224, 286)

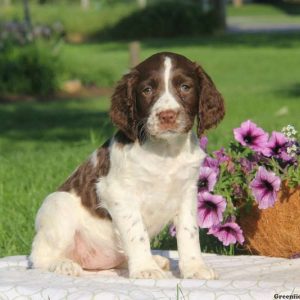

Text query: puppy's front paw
(130, 268), (166, 279)
(181, 263), (217, 280)
(152, 255), (170, 271)
(49, 259), (83, 276)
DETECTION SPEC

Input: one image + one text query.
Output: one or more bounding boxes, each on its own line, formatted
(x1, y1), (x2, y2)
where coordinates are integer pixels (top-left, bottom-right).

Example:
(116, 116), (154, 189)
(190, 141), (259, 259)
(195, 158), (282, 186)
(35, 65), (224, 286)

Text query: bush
(100, 1), (218, 40)
(0, 43), (61, 96)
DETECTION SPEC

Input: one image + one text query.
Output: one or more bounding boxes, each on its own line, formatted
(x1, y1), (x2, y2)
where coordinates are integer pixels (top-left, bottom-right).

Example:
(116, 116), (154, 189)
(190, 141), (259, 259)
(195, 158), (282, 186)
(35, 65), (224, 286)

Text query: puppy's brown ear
(195, 64), (225, 137)
(110, 70), (139, 141)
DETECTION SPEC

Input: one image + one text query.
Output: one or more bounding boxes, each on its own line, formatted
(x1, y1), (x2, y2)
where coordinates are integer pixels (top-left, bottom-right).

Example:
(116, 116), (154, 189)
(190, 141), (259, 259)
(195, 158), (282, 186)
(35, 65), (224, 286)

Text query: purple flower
(208, 222), (245, 246)
(197, 192), (226, 228)
(250, 166), (281, 209)
(203, 156), (220, 175)
(198, 167), (218, 192)
(213, 148), (230, 164)
(239, 157), (255, 173)
(169, 224), (176, 237)
(263, 131), (290, 161)
(199, 136), (208, 152)
(234, 120), (269, 152)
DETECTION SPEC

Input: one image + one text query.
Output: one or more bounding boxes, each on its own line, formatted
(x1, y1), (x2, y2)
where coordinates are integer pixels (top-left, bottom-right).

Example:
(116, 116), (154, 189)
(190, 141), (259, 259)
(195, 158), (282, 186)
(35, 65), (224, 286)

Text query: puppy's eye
(143, 87), (152, 95)
(180, 84), (190, 92)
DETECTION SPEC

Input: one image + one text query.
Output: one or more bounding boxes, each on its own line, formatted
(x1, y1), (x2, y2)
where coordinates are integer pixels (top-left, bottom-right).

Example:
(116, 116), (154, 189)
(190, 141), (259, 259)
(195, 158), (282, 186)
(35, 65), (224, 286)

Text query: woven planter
(239, 182), (300, 258)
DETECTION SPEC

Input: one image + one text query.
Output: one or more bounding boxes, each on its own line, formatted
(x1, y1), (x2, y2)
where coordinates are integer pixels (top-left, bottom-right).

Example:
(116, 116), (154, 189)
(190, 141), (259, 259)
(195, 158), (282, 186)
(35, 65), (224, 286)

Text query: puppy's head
(110, 52), (225, 141)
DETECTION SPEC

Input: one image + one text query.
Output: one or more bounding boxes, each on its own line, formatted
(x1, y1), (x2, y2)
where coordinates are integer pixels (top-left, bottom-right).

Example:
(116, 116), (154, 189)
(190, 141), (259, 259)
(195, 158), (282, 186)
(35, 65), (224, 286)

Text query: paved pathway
(227, 16), (300, 33)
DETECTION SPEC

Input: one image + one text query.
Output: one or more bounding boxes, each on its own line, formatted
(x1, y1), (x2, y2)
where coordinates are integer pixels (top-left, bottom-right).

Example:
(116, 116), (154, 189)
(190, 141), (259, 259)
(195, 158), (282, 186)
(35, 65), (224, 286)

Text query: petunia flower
(169, 224), (176, 237)
(233, 120), (269, 153)
(250, 166), (281, 209)
(239, 157), (255, 174)
(263, 131), (291, 161)
(199, 136), (208, 152)
(202, 156), (220, 175)
(197, 192), (226, 228)
(213, 147), (230, 164)
(208, 221), (245, 246)
(198, 167), (218, 192)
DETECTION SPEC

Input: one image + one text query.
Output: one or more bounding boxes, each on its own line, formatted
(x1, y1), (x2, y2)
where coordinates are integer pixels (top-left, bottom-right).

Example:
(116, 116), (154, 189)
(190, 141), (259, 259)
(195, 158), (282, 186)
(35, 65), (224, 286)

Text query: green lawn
(0, 2), (136, 37)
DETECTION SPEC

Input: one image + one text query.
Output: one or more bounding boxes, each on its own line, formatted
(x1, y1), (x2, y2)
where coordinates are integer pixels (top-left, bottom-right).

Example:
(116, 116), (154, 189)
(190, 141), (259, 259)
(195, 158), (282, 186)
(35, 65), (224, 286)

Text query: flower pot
(239, 182), (300, 258)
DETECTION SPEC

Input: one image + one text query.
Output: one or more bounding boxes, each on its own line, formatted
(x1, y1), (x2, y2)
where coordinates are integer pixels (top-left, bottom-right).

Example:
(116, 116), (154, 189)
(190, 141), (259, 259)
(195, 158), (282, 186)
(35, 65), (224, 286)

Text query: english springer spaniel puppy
(30, 52), (225, 279)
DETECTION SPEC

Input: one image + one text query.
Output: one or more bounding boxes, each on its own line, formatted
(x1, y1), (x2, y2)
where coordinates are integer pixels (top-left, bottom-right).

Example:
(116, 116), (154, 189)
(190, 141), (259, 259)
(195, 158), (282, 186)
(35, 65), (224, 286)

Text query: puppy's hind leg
(30, 192), (83, 276)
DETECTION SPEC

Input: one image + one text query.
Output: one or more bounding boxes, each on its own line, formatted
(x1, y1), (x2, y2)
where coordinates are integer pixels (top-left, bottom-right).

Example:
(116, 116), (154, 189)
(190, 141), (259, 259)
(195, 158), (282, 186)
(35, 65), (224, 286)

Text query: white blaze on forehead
(163, 56), (172, 93)
(147, 55), (181, 135)
(150, 56), (179, 111)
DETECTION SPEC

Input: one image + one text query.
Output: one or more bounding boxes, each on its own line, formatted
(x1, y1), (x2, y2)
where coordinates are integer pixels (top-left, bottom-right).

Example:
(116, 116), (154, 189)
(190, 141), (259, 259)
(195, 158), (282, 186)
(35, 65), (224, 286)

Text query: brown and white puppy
(30, 52), (224, 279)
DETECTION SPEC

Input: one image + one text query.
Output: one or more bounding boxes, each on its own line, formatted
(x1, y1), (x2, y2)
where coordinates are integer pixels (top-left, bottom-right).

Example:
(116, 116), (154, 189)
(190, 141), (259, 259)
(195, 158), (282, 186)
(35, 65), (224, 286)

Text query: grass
(0, 2), (136, 37)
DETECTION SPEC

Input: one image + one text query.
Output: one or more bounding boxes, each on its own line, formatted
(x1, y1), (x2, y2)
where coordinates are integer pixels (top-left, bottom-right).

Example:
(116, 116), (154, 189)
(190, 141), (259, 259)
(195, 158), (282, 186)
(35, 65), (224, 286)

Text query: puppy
(30, 52), (224, 279)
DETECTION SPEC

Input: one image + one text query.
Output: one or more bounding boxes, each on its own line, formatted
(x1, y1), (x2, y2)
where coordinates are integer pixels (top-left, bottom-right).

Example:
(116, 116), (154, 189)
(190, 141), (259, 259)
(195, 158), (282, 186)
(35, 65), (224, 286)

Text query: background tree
(212, 0), (227, 31)
(23, 0), (32, 30)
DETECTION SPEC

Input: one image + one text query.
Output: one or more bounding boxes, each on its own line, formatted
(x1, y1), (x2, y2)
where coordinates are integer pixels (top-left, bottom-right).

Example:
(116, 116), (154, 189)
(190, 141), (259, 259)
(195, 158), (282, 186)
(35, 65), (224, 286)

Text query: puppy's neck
(142, 131), (192, 158)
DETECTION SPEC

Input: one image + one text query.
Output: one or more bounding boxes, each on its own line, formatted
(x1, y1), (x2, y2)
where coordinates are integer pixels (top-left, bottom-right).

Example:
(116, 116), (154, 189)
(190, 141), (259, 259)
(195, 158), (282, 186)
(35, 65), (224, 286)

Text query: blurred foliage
(0, 42), (61, 95)
(0, 20), (65, 45)
(96, 1), (218, 39)
(0, 17), (64, 96)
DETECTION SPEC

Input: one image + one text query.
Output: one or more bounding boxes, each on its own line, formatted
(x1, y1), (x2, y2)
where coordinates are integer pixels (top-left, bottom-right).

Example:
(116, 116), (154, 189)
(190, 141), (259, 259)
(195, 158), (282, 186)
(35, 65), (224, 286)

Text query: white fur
(90, 150), (98, 168)
(30, 192), (124, 275)
(97, 130), (213, 278)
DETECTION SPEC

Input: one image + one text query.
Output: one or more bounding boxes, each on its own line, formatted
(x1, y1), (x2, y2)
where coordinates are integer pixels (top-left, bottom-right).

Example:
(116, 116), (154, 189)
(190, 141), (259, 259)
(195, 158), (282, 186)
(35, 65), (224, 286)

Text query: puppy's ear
(195, 64), (225, 137)
(110, 69), (139, 141)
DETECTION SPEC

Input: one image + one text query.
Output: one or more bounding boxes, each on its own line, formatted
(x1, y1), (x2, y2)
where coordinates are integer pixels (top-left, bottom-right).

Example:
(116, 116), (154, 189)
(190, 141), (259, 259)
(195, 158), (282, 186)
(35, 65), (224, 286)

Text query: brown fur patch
(114, 130), (134, 148)
(195, 65), (225, 136)
(58, 140), (111, 219)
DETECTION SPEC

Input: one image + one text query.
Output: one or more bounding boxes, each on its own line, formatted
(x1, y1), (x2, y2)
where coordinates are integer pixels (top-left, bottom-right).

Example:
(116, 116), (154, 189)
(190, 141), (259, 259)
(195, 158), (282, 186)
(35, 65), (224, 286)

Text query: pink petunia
(197, 192), (226, 228)
(262, 131), (291, 161)
(250, 166), (281, 209)
(202, 156), (220, 175)
(169, 224), (176, 237)
(213, 147), (230, 164)
(233, 120), (269, 153)
(208, 222), (245, 246)
(199, 136), (208, 152)
(239, 157), (256, 173)
(198, 167), (218, 193)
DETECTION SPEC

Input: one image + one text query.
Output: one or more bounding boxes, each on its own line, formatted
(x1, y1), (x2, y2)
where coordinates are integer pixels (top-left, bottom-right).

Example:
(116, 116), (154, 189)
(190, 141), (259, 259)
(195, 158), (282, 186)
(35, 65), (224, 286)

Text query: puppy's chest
(123, 146), (202, 231)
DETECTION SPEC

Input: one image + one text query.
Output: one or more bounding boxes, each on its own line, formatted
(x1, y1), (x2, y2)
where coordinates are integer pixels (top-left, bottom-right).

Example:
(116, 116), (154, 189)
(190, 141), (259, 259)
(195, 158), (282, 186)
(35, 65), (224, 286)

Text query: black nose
(157, 110), (178, 124)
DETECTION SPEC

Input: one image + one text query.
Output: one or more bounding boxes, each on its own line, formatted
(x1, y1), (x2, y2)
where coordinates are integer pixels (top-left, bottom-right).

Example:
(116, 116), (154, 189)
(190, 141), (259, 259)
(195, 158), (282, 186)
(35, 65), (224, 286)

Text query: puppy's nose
(157, 110), (178, 124)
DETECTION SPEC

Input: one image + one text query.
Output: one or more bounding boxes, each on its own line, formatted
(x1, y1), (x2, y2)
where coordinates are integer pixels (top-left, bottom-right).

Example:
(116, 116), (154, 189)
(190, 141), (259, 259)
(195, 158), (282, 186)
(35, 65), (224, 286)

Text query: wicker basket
(239, 182), (300, 258)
